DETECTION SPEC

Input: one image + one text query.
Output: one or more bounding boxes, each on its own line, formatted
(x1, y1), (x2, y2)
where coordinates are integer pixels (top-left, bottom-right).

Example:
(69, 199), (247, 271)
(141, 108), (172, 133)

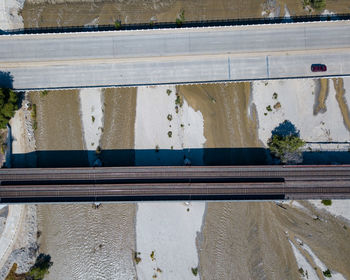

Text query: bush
(321, 199), (332, 206)
(176, 10), (185, 27)
(115, 20), (122, 30)
(268, 134), (305, 163)
(191, 267), (198, 276)
(40, 90), (48, 96)
(0, 88), (18, 129)
(28, 254), (53, 280)
(323, 269), (332, 278)
(311, 0), (326, 9)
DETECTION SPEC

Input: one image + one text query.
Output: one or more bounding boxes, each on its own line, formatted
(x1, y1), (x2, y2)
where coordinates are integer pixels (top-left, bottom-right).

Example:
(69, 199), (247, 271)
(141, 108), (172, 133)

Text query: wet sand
(100, 88), (136, 166)
(37, 204), (137, 280)
(313, 79), (329, 115)
(199, 201), (350, 280)
(179, 83), (266, 165)
(332, 78), (350, 131)
(29, 90), (87, 167)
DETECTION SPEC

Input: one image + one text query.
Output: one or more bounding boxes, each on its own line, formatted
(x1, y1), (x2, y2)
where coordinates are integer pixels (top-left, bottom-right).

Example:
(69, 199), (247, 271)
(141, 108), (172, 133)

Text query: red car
(311, 64), (327, 72)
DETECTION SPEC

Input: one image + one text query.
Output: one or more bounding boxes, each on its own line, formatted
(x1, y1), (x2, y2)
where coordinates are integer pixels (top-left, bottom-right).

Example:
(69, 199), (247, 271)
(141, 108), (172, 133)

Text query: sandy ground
(36, 204), (137, 280)
(21, 0), (350, 29)
(309, 200), (350, 223)
(135, 85), (206, 165)
(136, 202), (205, 280)
(0, 0), (24, 30)
(252, 78), (350, 146)
(199, 201), (350, 280)
(134, 85), (206, 279)
(79, 88), (104, 166)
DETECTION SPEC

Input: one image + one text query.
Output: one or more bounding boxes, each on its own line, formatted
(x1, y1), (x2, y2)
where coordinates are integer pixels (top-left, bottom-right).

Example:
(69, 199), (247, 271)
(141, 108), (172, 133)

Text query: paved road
(1, 165), (350, 202)
(0, 21), (350, 89)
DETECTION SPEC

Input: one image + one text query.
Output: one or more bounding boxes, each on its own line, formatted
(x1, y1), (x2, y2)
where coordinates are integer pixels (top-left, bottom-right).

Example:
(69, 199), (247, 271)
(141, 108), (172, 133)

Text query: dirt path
(314, 79), (329, 115)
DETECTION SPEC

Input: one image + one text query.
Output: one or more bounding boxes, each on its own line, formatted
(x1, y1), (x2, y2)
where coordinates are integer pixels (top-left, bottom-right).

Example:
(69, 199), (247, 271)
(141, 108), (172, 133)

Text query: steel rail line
(0, 165), (350, 202)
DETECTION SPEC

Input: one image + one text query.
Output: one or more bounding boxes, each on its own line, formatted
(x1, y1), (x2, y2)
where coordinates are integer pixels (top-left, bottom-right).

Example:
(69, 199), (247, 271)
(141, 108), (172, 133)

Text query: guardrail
(1, 13), (350, 35)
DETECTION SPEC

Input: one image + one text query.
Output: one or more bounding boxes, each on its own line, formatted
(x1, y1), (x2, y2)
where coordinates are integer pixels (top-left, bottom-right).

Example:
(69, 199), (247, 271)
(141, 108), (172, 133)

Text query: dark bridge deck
(0, 165), (350, 203)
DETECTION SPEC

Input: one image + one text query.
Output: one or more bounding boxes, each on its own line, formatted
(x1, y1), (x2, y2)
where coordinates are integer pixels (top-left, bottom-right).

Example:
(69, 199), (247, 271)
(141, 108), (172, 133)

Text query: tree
(0, 88), (18, 128)
(268, 134), (305, 164)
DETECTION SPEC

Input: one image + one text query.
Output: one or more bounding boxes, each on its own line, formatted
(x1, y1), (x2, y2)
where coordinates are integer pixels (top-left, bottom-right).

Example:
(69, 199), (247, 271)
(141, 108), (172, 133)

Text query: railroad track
(0, 165), (350, 202)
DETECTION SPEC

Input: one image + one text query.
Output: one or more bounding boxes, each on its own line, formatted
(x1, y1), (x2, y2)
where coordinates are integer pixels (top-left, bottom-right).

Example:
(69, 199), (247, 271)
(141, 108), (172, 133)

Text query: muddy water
(37, 204), (137, 280)
(100, 88), (136, 166)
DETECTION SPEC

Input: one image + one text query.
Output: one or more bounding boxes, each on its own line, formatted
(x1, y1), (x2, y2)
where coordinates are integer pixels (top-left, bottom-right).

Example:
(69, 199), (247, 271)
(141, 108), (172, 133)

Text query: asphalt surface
(1, 165), (350, 202)
(0, 21), (350, 89)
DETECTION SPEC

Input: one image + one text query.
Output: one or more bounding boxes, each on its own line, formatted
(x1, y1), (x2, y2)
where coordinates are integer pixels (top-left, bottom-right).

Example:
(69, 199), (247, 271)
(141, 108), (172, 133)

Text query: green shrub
(323, 269), (332, 278)
(41, 90), (49, 96)
(115, 20), (122, 30)
(268, 135), (305, 163)
(176, 10), (185, 27)
(191, 267), (198, 276)
(321, 200), (332, 206)
(28, 254), (53, 280)
(0, 88), (18, 129)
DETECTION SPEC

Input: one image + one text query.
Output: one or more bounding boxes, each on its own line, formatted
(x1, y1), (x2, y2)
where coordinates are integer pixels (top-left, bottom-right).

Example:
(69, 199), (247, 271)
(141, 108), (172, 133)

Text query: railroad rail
(0, 165), (350, 203)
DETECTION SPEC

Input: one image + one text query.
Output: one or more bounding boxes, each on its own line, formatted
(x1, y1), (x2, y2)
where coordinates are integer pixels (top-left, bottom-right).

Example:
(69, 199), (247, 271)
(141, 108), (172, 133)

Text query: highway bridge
(0, 165), (350, 203)
(0, 21), (350, 89)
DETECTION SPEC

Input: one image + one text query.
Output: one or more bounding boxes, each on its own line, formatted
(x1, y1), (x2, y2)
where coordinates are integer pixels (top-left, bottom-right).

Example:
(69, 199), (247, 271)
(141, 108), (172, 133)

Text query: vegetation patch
(167, 114), (173, 121)
(133, 251), (141, 264)
(303, 0), (326, 10)
(321, 199), (332, 206)
(191, 267), (198, 276)
(114, 20), (122, 30)
(268, 134), (305, 163)
(31, 104), (37, 130)
(166, 89), (172, 96)
(272, 92), (278, 99)
(6, 254), (54, 280)
(176, 10), (185, 27)
(40, 90), (48, 97)
(0, 88), (18, 129)
(323, 269), (332, 278)
(167, 131), (172, 138)
(266, 105), (272, 112)
(150, 250), (156, 261)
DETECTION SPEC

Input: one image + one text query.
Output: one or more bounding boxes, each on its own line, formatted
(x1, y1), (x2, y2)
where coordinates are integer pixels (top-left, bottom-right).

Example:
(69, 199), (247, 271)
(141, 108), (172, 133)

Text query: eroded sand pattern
(37, 204), (137, 280)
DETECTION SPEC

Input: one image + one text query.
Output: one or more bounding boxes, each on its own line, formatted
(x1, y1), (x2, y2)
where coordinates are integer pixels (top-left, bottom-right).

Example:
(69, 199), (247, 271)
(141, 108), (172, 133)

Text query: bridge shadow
(9, 147), (350, 168)
(1, 13), (349, 35)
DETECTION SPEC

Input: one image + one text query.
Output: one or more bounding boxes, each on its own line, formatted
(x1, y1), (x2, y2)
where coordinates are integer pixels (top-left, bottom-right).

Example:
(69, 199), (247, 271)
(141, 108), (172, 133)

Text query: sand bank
(134, 85), (206, 279)
(79, 88), (104, 165)
(0, 0), (24, 30)
(309, 200), (350, 224)
(135, 85), (205, 165)
(252, 79), (350, 146)
(136, 202), (205, 280)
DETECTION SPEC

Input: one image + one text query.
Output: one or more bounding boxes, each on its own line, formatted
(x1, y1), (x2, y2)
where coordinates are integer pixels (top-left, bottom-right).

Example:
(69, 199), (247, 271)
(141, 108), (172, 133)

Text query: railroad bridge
(0, 165), (350, 203)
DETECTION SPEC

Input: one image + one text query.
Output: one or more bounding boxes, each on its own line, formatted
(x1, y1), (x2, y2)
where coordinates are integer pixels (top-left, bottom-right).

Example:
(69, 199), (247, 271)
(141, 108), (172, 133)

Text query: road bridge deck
(0, 21), (350, 89)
